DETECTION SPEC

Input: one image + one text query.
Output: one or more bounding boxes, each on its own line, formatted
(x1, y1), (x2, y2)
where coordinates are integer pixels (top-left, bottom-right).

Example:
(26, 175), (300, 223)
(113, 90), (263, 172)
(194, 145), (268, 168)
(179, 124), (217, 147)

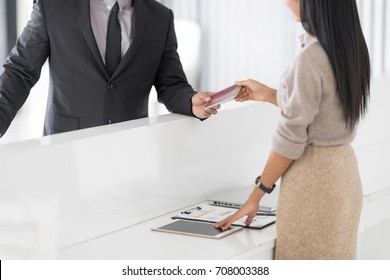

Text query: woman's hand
(215, 189), (264, 230)
(235, 79), (277, 106)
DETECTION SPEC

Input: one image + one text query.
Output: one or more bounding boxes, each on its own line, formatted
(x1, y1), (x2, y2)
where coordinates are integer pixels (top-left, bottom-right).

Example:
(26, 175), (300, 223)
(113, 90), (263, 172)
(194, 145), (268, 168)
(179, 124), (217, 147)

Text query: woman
(215, 0), (370, 260)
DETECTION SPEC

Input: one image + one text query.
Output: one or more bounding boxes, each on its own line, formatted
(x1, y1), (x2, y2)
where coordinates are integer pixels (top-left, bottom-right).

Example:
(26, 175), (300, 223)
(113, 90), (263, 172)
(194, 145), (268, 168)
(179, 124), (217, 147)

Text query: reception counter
(0, 77), (389, 259)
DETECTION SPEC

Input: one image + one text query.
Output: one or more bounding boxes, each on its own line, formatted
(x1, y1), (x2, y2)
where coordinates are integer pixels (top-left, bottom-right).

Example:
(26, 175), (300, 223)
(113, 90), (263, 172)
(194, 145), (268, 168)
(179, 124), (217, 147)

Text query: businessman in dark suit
(0, 0), (216, 137)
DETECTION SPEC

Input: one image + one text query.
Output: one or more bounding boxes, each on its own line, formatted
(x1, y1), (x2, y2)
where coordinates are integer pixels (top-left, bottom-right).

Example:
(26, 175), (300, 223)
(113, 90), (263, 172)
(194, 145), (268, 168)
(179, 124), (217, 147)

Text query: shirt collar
(299, 32), (319, 48)
(102, 0), (133, 11)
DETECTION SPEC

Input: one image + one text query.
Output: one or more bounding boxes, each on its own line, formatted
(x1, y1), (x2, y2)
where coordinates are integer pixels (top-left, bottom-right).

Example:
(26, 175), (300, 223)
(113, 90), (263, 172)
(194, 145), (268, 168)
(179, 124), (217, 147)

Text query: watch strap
(255, 176), (276, 194)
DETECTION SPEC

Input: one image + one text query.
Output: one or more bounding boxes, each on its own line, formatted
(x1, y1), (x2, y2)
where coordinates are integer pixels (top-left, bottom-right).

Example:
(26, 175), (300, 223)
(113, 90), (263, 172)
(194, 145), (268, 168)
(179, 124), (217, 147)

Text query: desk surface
(60, 200), (277, 260)
(0, 77), (389, 259)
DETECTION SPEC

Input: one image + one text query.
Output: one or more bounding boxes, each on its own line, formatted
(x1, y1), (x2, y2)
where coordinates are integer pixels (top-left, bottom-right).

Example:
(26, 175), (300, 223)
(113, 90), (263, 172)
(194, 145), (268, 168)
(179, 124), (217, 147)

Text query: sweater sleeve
(272, 51), (323, 159)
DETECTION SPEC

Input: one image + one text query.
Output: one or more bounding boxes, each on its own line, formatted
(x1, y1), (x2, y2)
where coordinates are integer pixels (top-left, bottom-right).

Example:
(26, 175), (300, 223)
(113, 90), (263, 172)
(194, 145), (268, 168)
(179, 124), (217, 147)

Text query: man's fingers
(205, 108), (218, 115)
(202, 111), (211, 118)
(203, 96), (211, 102)
(197, 92), (213, 102)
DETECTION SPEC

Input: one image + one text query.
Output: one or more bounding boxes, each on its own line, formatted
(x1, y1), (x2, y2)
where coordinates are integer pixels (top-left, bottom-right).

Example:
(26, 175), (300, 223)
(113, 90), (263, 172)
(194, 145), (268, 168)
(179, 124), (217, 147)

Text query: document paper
(172, 203), (275, 230)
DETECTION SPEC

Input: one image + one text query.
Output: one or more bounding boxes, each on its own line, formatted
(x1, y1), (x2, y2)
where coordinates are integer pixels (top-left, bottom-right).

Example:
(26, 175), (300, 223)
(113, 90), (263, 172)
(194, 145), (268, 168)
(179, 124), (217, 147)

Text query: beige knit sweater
(272, 33), (356, 160)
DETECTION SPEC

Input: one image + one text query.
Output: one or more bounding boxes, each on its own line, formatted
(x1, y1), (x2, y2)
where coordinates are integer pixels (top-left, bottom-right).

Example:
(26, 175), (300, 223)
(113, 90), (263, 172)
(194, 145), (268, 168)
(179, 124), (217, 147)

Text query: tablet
(151, 220), (242, 239)
(205, 85), (241, 109)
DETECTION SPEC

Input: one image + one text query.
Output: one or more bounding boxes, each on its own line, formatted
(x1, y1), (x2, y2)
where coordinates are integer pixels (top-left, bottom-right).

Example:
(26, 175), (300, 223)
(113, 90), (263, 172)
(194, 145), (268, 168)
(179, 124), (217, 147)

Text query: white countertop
(1, 77), (389, 259)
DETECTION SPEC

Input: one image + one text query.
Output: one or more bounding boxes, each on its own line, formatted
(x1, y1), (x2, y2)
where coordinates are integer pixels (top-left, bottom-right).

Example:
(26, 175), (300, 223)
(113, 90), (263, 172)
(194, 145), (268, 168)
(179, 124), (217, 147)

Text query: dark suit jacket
(0, 0), (196, 136)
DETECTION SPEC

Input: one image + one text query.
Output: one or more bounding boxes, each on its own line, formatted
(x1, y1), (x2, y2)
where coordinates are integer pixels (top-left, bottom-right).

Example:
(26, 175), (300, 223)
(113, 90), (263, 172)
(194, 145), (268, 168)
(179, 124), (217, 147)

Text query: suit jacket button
(107, 83), (114, 90)
(105, 118), (112, 124)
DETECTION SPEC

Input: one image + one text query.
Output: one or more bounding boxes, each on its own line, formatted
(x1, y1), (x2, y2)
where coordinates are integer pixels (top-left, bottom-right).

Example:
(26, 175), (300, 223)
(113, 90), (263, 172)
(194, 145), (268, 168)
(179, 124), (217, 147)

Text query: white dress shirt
(90, 0), (134, 63)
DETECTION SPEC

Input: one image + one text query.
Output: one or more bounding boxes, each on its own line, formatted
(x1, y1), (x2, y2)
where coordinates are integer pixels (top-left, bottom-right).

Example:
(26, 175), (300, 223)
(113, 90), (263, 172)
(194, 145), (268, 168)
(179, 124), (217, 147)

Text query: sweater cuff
(272, 131), (306, 160)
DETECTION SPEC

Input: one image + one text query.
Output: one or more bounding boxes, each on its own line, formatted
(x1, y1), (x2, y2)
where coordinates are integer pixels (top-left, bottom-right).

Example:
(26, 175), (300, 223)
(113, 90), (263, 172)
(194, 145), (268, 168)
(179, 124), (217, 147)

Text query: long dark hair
(300, 0), (370, 128)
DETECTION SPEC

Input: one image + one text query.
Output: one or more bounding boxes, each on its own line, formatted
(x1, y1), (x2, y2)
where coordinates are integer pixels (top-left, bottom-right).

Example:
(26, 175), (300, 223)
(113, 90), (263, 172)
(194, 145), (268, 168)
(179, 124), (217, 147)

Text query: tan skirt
(275, 144), (363, 260)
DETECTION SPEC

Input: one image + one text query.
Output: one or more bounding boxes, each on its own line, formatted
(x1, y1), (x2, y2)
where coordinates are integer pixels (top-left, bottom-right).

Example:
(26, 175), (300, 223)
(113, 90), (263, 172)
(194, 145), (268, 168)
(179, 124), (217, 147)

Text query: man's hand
(191, 92), (220, 119)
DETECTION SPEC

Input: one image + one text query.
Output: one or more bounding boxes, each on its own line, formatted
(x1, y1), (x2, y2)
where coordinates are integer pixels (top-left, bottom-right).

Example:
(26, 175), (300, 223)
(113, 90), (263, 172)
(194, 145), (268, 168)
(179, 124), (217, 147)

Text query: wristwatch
(255, 176), (276, 194)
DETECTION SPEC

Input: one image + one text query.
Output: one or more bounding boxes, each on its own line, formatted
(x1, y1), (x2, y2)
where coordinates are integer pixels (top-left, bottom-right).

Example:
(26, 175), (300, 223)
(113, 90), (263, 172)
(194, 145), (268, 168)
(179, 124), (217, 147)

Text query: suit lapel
(111, 0), (146, 79)
(75, 0), (108, 78)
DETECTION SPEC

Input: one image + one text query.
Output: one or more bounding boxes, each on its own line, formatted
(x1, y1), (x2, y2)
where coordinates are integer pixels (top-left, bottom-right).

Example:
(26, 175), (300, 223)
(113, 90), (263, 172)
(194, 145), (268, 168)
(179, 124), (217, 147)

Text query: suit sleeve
(153, 10), (196, 116)
(0, 0), (49, 137)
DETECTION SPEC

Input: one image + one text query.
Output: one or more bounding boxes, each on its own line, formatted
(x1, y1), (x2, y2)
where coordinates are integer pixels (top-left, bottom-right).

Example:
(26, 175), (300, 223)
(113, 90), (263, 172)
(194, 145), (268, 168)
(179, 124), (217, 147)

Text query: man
(0, 0), (216, 137)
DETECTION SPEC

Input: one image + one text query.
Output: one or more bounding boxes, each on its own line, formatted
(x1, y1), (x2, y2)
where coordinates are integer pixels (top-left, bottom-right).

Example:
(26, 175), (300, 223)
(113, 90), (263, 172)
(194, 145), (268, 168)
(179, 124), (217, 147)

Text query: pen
(257, 212), (276, 216)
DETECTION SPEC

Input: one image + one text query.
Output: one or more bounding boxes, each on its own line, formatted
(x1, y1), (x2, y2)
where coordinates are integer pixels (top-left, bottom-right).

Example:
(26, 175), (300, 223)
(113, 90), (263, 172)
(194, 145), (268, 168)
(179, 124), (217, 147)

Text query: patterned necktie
(105, 2), (121, 76)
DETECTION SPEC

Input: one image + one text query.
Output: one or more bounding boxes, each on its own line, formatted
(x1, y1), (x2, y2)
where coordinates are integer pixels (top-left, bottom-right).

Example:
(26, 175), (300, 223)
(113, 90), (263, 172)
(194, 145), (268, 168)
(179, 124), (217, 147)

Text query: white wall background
(1, 0), (389, 145)
(162, 0), (390, 88)
(162, 0), (298, 91)
(357, 0), (389, 76)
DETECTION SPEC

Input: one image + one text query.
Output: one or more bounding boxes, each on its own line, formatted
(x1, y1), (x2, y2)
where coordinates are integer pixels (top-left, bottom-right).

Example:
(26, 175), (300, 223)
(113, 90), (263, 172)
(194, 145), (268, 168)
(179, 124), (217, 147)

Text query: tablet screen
(152, 220), (241, 239)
